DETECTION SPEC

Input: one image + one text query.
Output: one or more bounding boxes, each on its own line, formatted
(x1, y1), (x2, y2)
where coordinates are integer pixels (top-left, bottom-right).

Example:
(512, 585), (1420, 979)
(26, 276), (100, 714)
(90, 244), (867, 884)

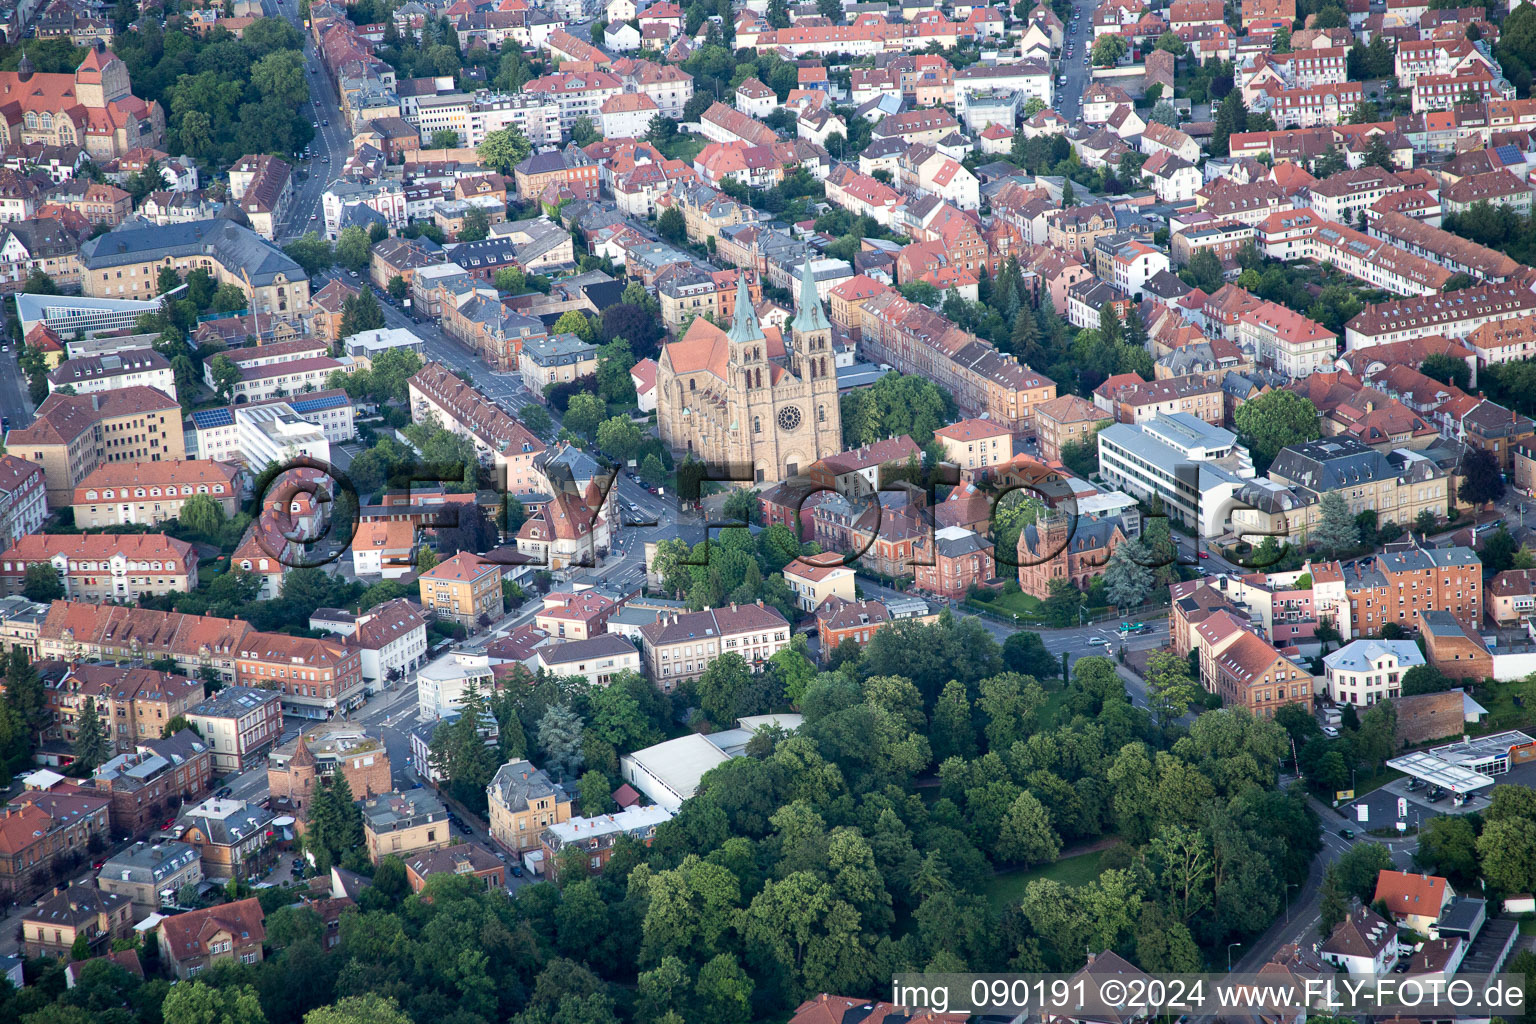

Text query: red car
(1197, 551), (1210, 559)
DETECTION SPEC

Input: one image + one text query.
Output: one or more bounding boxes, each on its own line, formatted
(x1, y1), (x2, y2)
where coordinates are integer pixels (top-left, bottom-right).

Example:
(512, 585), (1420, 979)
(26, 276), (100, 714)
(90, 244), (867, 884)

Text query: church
(656, 258), (842, 484)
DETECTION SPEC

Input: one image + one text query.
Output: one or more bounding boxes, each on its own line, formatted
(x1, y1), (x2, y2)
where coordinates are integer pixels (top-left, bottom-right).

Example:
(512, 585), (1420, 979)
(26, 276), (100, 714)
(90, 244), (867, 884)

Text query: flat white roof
(1385, 751), (1497, 793)
(622, 734), (730, 801)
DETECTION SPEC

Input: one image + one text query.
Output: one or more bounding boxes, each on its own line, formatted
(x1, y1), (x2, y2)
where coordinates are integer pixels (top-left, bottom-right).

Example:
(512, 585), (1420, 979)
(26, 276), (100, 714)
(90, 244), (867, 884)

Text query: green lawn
(983, 847), (1110, 914)
(975, 589), (1043, 619)
(660, 133), (706, 163)
(1518, 917), (1536, 936)
(1470, 677), (1536, 734)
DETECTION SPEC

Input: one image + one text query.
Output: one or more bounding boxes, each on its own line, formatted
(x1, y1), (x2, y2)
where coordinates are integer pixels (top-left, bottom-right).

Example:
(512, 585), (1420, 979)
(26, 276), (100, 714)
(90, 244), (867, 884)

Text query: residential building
(1487, 568), (1536, 628)
(638, 602), (791, 690)
(347, 598), (428, 686)
(1210, 630), (1313, 718)
(487, 759), (572, 853)
(23, 885), (133, 959)
(71, 460), (239, 528)
(912, 526), (995, 600)
(1321, 905), (1399, 975)
(362, 789), (450, 863)
(533, 634), (642, 685)
(1312, 546), (1483, 640)
(1374, 870), (1456, 934)
(540, 805), (673, 880)
(1034, 395), (1108, 462)
(157, 897), (265, 978)
(418, 552), (504, 629)
(519, 333), (598, 395)
(96, 841), (201, 921)
(183, 686), (283, 773)
(933, 417), (1013, 476)
(0, 532), (196, 603)
(227, 154), (292, 240)
(174, 797), (276, 881)
(0, 791), (111, 900)
(90, 731), (213, 835)
(0, 455), (47, 550)
(234, 632), (365, 720)
(1323, 638), (1425, 706)
(534, 591), (618, 641)
(36, 601), (251, 687)
(782, 553), (856, 612)
(1345, 285), (1536, 349)
(404, 844), (505, 892)
(408, 362), (545, 492)
(6, 386), (185, 507)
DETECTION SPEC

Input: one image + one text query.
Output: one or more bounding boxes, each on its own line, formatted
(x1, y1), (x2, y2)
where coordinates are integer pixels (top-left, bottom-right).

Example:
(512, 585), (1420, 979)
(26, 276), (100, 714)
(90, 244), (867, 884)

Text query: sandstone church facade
(656, 259), (842, 484)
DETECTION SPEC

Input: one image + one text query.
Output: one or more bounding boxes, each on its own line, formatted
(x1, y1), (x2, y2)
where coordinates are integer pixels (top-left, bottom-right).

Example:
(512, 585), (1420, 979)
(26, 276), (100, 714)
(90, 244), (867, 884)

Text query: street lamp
(1227, 942), (1242, 972)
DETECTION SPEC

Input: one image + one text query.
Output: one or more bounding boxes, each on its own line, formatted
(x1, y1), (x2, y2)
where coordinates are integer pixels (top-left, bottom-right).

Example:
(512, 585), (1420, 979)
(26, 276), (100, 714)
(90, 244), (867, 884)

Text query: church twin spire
(726, 270), (763, 344)
(791, 257), (830, 335)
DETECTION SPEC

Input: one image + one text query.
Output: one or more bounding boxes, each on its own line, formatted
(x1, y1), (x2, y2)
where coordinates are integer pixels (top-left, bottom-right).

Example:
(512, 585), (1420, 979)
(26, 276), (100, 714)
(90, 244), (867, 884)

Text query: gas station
(1385, 729), (1536, 796)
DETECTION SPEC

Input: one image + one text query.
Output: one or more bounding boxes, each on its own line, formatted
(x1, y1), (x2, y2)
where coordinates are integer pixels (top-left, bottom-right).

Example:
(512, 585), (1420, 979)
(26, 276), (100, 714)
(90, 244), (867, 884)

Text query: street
(261, 0), (347, 242)
(1057, 0), (1097, 122)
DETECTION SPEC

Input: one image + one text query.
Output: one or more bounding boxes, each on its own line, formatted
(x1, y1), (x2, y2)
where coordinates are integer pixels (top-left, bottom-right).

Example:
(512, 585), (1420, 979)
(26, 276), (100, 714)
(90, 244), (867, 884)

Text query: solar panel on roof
(192, 408), (236, 428)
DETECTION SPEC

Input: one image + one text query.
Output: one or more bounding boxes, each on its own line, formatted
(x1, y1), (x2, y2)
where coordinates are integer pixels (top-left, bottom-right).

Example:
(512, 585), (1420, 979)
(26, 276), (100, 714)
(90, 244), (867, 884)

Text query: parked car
(1427, 787), (1447, 802)
(1321, 725), (1339, 738)
(510, 863), (524, 877)
(217, 786), (233, 799)
(1407, 778), (1425, 791)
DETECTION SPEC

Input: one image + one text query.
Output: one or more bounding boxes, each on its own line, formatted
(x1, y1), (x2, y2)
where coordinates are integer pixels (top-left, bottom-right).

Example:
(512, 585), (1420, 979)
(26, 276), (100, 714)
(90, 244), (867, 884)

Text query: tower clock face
(777, 405), (803, 431)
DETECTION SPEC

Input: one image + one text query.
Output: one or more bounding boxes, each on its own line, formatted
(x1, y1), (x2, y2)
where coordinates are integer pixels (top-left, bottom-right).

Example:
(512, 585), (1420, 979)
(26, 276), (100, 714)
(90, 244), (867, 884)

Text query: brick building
(912, 526), (995, 599)
(1418, 608), (1492, 681)
(267, 727), (391, 815)
(91, 731), (213, 836)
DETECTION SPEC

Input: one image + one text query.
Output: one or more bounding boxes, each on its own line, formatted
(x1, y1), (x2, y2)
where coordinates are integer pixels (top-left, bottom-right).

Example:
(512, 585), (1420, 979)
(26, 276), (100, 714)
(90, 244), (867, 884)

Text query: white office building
(416, 650), (495, 719)
(235, 404), (331, 471)
(1097, 413), (1256, 537)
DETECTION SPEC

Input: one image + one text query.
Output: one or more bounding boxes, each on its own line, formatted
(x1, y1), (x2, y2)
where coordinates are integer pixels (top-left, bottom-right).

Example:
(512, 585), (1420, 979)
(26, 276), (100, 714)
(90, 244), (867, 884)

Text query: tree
(658, 205), (686, 243)
(1415, 814), (1479, 881)
(1233, 389), (1322, 472)
(1103, 537), (1154, 611)
(1399, 663), (1451, 697)
(304, 995), (413, 1024)
(1318, 866), (1348, 937)
(21, 563), (64, 602)
(1480, 526), (1521, 576)
(334, 225), (372, 272)
(457, 206), (490, 242)
(538, 704), (586, 780)
(1148, 99), (1180, 128)
(1458, 445), (1506, 506)
(178, 493), (227, 539)
(1212, 89), (1249, 157)
(520, 403), (552, 438)
(577, 770), (613, 815)
(387, 275), (407, 301)
(1042, 576), (1084, 627)
(1182, 248), (1224, 292)
(1478, 817), (1536, 895)
(1335, 841), (1394, 901)
(996, 791), (1062, 866)
(553, 309), (596, 343)
(697, 652), (754, 724)
(284, 233), (334, 277)
(564, 392), (606, 437)
(1092, 34), (1128, 67)
(570, 116), (600, 146)
(162, 981), (267, 1024)
(430, 128), (460, 149)
(479, 125), (532, 174)
(1313, 492), (1359, 557)
(72, 696), (111, 771)
(1145, 651), (1200, 729)
(305, 771), (364, 874)
(1002, 631), (1057, 678)
(1154, 30), (1186, 54)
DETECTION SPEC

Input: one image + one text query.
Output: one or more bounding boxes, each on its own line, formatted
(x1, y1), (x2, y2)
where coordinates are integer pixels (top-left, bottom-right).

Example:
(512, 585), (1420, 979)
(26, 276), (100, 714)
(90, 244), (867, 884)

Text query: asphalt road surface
(1057, 0), (1098, 122)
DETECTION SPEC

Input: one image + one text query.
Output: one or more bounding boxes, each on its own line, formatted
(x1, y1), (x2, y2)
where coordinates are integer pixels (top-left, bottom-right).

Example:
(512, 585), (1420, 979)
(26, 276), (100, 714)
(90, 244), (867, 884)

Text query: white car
(1087, 637), (1110, 647)
(1321, 725), (1340, 738)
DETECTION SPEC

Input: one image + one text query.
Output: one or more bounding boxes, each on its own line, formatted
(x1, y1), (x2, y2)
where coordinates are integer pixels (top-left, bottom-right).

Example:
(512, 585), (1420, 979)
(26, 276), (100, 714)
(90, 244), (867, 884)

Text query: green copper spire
(791, 256), (830, 334)
(726, 270), (763, 344)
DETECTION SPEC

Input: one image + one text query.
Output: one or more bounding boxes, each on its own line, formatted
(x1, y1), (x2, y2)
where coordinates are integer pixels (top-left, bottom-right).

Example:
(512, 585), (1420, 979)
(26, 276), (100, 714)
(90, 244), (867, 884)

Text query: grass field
(974, 589), (1043, 618)
(660, 133), (707, 163)
(982, 846), (1111, 914)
